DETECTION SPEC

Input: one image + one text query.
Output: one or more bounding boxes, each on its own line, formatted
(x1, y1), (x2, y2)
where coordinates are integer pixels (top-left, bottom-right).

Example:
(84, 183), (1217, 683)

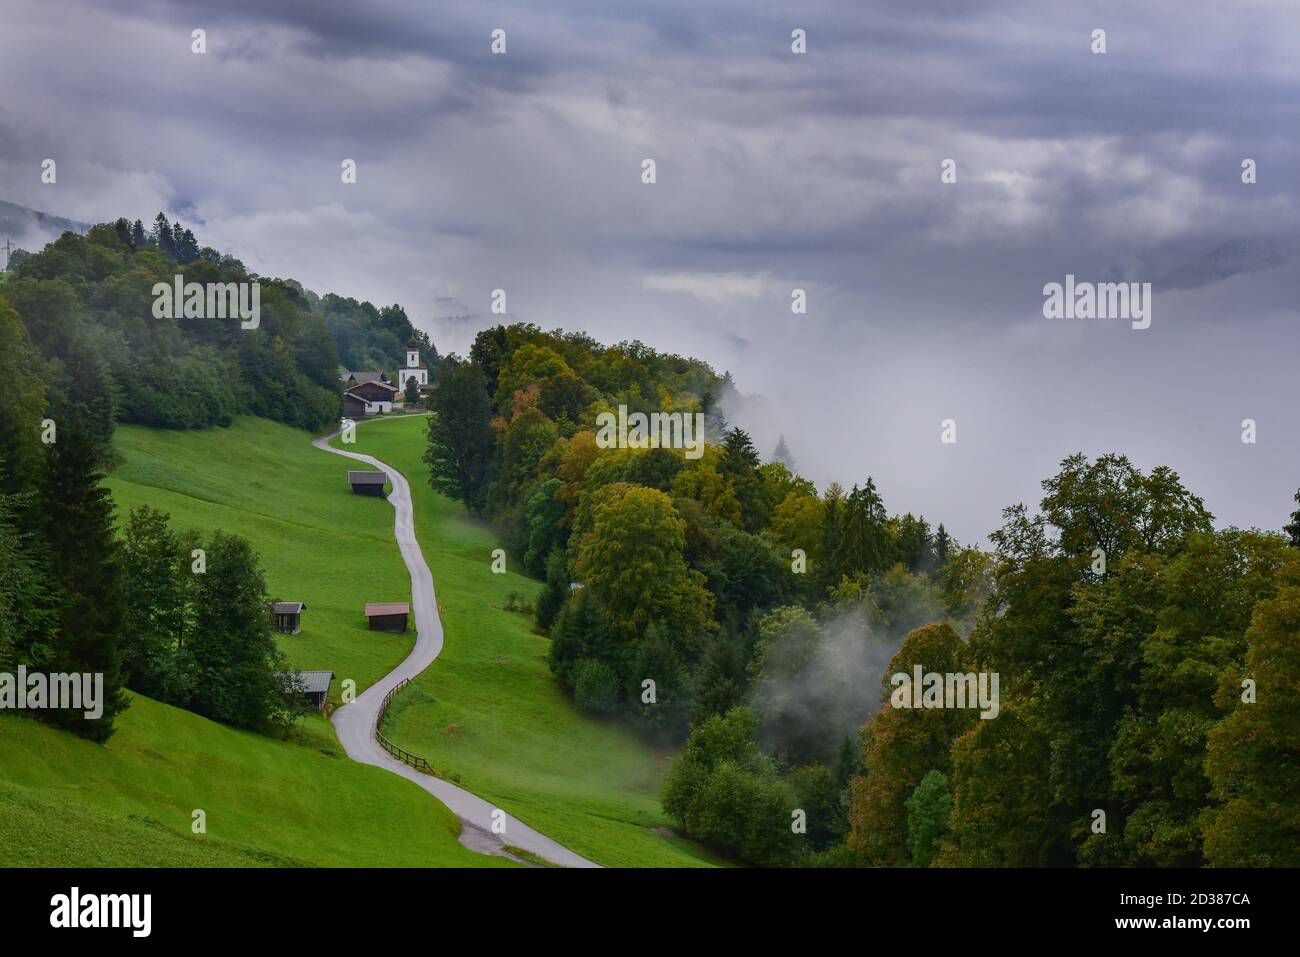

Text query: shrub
(573, 658), (620, 715)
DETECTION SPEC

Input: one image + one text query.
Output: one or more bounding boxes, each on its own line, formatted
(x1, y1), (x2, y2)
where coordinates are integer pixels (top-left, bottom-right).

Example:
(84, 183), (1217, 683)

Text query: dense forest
(425, 324), (1300, 868)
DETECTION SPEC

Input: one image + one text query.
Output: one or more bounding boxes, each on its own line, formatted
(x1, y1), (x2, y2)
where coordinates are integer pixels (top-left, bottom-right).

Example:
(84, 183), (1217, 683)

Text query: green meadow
(1, 414), (718, 868)
(106, 418), (411, 699)
(335, 416), (724, 867)
(1, 416), (507, 867)
(0, 695), (507, 867)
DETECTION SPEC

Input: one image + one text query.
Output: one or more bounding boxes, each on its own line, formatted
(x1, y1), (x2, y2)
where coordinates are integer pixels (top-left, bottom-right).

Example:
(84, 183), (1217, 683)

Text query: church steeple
(399, 337), (428, 392)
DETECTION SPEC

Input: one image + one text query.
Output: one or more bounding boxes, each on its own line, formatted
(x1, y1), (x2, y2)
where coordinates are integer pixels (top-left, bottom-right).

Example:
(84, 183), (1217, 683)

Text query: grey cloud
(1, 0), (1297, 543)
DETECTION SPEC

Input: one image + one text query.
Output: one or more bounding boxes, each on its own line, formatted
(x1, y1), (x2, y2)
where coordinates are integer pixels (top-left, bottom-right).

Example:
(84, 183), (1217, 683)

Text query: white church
(398, 338), (428, 393)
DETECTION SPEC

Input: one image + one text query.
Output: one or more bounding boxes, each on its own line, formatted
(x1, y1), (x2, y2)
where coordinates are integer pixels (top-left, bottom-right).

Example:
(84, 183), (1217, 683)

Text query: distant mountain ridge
(1157, 237), (1285, 291)
(0, 198), (90, 265)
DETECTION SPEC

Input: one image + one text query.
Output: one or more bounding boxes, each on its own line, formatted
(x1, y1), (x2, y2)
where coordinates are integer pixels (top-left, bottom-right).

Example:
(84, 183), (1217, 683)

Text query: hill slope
(0, 695), (507, 867)
(107, 418), (413, 698)
(1, 416), (508, 867)
(334, 415), (725, 868)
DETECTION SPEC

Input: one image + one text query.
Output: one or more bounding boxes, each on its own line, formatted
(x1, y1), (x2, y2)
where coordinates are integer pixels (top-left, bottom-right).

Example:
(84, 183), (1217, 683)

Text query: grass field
(1, 415), (509, 867)
(0, 695), (508, 867)
(335, 415), (725, 867)
(106, 418), (411, 699)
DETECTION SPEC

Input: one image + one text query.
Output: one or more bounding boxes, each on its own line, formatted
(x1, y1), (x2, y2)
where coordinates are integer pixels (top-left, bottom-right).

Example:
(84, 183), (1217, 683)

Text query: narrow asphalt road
(314, 420), (599, 868)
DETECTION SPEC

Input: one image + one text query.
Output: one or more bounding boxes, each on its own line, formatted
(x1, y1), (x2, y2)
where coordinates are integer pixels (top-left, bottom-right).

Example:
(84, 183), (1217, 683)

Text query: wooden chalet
(342, 377), (398, 416)
(365, 602), (411, 633)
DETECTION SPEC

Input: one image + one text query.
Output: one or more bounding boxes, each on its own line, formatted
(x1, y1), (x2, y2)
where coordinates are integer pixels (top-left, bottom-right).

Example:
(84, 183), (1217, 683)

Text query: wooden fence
(374, 678), (436, 774)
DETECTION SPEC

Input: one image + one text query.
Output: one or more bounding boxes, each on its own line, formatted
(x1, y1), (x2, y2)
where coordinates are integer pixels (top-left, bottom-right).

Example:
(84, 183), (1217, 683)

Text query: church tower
(398, 338), (428, 391)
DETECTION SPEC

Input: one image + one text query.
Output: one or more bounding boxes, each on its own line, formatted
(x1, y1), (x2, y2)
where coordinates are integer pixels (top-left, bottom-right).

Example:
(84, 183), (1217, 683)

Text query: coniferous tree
(0, 473), (57, 671)
(721, 427), (767, 531)
(831, 479), (889, 580)
(424, 356), (497, 513)
(37, 407), (127, 741)
(1283, 488), (1300, 549)
(152, 212), (176, 260)
(111, 218), (132, 249)
(691, 630), (748, 725)
(772, 434), (795, 470)
(702, 387), (728, 441)
(182, 227), (201, 263)
(129, 219), (146, 250)
(932, 523), (952, 570)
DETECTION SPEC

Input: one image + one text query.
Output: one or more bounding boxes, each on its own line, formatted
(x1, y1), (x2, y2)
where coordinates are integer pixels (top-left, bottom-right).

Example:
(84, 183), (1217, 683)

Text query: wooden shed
(365, 602), (411, 633)
(270, 601), (306, 634)
(282, 670), (334, 712)
(348, 471), (387, 496)
(342, 392), (368, 419)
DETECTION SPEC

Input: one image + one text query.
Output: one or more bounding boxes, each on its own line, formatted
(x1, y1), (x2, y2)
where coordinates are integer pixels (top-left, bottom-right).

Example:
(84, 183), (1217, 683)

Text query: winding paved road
(314, 420), (598, 868)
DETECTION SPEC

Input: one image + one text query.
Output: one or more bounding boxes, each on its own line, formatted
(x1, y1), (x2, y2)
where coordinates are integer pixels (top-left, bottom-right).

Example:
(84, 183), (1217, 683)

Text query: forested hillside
(2, 215), (436, 433)
(424, 324), (1300, 868)
(0, 216), (435, 745)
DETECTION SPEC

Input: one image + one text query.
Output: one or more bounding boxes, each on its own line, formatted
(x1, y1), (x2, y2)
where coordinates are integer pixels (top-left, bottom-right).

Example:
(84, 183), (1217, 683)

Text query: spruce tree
(0, 469), (57, 672)
(772, 434), (796, 470)
(933, 523), (952, 567)
(831, 479), (888, 579)
(153, 212), (176, 260)
(38, 408), (127, 741)
(1283, 489), (1300, 549)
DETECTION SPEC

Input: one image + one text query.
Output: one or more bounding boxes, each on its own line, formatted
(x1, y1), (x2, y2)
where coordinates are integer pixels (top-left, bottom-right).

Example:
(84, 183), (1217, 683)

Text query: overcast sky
(2, 0), (1298, 544)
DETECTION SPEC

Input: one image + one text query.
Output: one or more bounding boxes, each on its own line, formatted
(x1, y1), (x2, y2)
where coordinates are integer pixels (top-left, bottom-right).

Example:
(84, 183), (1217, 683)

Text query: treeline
(3, 214), (435, 434)
(119, 506), (298, 733)
(841, 455), (1299, 868)
(422, 323), (988, 862)
(425, 325), (1299, 868)
(0, 295), (299, 739)
(670, 455), (1300, 867)
(320, 292), (439, 381)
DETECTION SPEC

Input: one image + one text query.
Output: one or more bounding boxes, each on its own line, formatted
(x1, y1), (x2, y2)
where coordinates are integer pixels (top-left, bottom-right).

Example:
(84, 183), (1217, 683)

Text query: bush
(504, 591), (529, 612)
(572, 658), (620, 715)
(534, 551), (569, 633)
(662, 707), (802, 866)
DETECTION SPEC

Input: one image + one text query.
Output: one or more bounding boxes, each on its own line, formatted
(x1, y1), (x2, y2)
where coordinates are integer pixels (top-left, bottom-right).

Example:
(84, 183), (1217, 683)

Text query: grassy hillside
(107, 418), (410, 699)
(335, 416), (724, 867)
(0, 695), (509, 867)
(1, 415), (509, 867)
